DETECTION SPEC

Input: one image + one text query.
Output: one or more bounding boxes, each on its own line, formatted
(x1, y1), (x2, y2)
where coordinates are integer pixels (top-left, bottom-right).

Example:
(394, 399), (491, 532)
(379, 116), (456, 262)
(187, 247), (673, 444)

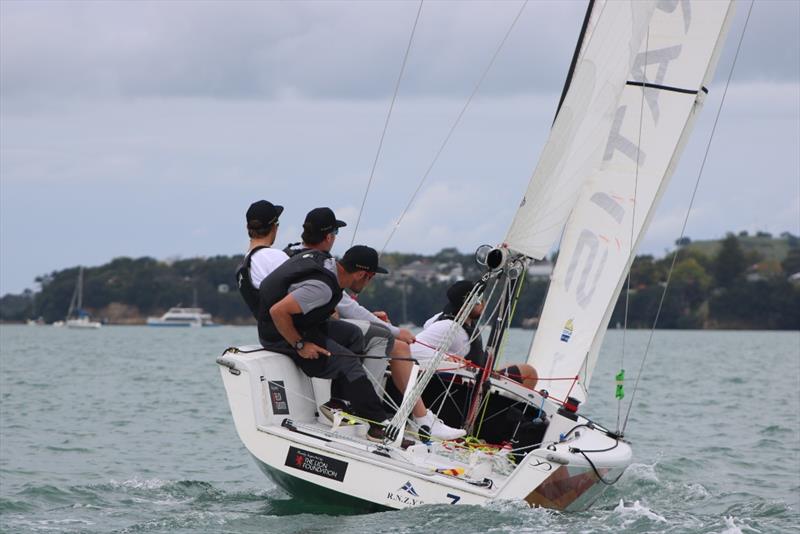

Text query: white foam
(109, 477), (168, 490)
(685, 482), (711, 499)
(613, 499), (668, 523)
(625, 461), (660, 483)
(714, 516), (754, 534)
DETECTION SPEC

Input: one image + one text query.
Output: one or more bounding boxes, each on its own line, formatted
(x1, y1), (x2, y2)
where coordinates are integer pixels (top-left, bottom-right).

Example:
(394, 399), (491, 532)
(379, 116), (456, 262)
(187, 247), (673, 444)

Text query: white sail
(504, 0), (657, 260)
(527, 0), (735, 404)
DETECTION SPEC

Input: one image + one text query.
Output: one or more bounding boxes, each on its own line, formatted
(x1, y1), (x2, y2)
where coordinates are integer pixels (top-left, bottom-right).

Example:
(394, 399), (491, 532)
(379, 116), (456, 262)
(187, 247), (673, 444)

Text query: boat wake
(613, 499), (668, 524)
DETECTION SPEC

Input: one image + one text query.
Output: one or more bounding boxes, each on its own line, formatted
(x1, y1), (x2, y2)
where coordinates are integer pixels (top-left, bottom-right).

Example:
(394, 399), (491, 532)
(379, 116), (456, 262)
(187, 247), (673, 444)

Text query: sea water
(0, 325), (798, 533)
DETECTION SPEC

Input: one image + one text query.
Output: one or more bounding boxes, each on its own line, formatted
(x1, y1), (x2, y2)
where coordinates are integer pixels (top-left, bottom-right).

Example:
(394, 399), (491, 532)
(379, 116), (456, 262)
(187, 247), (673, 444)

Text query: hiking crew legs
(342, 319), (393, 396)
(260, 319), (387, 423)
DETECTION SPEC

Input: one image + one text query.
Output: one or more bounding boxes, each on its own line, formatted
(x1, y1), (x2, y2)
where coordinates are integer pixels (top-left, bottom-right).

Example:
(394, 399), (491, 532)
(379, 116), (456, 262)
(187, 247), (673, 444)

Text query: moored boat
(147, 307), (216, 327)
(65, 266), (102, 329)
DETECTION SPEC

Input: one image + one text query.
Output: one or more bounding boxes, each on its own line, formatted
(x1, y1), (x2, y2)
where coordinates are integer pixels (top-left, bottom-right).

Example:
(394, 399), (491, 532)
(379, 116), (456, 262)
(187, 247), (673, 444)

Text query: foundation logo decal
(560, 319), (574, 342)
(284, 446), (348, 482)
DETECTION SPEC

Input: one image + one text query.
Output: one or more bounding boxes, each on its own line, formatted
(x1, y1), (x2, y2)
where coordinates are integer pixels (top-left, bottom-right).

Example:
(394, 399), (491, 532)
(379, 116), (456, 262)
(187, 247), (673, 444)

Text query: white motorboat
(147, 307), (216, 327)
(218, 1), (734, 511)
(65, 266), (102, 329)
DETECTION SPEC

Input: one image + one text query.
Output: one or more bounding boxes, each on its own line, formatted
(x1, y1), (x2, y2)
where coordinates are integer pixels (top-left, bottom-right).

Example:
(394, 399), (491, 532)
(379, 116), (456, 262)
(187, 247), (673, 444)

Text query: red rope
(413, 339), (581, 406)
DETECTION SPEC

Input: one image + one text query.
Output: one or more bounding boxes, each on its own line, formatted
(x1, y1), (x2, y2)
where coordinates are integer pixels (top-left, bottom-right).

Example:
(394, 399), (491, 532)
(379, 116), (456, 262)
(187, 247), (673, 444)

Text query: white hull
(146, 320), (209, 327)
(66, 318), (101, 329)
(217, 347), (632, 511)
(146, 307), (216, 327)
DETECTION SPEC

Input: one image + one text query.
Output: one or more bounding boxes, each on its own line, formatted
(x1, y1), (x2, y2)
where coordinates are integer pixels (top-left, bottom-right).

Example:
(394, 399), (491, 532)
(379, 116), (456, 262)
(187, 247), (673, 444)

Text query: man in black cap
(236, 200), (289, 318)
(258, 244), (412, 446)
(283, 207), (347, 257)
(284, 207), (414, 405)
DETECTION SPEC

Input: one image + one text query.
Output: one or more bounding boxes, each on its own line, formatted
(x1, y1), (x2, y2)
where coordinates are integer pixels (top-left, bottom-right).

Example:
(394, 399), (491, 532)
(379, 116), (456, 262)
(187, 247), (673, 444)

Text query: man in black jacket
(259, 245), (409, 445)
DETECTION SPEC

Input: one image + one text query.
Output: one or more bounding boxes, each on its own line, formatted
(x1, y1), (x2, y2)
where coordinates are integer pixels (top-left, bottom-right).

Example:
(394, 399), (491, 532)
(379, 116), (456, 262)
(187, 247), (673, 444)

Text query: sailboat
(217, 1), (734, 511)
(65, 266), (102, 329)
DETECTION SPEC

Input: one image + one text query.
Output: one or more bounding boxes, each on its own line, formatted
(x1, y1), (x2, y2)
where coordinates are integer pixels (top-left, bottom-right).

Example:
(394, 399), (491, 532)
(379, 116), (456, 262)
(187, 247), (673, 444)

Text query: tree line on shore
(1, 233), (798, 330)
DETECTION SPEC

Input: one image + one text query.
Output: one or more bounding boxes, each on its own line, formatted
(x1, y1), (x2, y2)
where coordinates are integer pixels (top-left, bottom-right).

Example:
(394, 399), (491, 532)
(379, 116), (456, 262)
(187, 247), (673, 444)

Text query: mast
(464, 262), (526, 433)
(76, 266), (83, 311)
(554, 0), (596, 124)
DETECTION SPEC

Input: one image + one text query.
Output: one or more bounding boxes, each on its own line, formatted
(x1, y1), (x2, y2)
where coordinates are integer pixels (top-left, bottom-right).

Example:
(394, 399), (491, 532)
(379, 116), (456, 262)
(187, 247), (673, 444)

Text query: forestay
(527, 0), (735, 403)
(504, 1), (656, 260)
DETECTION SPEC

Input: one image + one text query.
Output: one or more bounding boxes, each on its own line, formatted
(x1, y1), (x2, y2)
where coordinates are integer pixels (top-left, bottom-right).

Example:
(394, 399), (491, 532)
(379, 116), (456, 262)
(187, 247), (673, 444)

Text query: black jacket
(257, 250), (342, 342)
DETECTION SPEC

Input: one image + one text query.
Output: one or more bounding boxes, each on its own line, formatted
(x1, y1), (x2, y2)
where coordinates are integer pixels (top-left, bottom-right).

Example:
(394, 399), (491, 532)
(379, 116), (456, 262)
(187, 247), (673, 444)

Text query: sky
(1, 0), (798, 295)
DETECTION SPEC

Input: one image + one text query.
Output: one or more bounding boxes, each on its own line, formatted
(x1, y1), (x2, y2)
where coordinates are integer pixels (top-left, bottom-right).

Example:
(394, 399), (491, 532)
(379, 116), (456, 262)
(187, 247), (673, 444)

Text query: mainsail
(526, 0), (735, 403)
(504, 0), (656, 260)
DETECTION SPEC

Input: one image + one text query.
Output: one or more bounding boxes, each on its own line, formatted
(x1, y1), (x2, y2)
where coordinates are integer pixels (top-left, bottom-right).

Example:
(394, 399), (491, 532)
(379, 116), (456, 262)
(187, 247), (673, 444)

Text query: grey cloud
(3, 1), (794, 106)
(0, 1), (588, 102)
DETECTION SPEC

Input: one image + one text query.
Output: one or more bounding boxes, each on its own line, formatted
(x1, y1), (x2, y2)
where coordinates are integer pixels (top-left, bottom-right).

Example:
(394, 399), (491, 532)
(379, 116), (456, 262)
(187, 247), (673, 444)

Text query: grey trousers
(260, 319), (388, 422)
(342, 319), (394, 395)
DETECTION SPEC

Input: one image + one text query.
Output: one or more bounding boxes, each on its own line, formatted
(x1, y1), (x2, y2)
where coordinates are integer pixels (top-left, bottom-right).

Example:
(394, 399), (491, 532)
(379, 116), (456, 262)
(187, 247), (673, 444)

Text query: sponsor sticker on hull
(267, 380), (290, 415)
(285, 446), (348, 482)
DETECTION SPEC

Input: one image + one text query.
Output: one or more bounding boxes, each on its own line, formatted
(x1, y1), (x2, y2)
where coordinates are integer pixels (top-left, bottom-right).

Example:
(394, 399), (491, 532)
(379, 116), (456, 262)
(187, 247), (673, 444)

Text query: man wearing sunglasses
(259, 244), (412, 445)
(282, 206), (346, 258)
(280, 209), (464, 440)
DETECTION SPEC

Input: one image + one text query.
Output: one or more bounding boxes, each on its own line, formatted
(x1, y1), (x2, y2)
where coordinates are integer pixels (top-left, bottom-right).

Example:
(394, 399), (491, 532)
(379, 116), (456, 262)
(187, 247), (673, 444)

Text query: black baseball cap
(447, 280), (476, 307)
(303, 207), (347, 234)
(246, 200), (283, 226)
(340, 245), (388, 274)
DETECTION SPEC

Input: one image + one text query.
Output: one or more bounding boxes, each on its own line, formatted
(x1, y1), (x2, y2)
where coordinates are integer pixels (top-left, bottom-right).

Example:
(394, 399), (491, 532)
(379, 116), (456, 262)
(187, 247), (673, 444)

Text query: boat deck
(257, 417), (516, 495)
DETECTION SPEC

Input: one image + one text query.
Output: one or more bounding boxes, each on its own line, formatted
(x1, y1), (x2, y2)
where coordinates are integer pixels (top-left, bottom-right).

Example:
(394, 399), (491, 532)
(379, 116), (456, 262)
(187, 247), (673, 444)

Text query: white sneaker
(413, 410), (466, 441)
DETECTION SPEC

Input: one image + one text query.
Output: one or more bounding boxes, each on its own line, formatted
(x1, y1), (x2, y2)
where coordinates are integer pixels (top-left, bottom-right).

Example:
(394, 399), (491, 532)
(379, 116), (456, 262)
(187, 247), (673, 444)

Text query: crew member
(258, 244), (411, 445)
(237, 200), (289, 318)
(289, 211), (463, 439)
(411, 280), (538, 389)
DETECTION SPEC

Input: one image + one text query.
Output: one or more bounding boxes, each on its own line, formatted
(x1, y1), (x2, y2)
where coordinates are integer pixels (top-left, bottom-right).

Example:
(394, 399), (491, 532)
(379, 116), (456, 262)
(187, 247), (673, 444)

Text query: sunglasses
(330, 228), (339, 236)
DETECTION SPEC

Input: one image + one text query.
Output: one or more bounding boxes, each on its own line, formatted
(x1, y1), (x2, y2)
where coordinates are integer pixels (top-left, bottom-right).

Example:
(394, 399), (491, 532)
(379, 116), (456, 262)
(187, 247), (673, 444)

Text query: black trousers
(260, 319), (388, 423)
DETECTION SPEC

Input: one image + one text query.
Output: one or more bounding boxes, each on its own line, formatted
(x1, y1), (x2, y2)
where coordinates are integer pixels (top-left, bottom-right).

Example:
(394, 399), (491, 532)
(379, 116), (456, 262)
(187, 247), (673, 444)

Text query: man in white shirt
(411, 280), (539, 390)
(237, 200), (290, 318)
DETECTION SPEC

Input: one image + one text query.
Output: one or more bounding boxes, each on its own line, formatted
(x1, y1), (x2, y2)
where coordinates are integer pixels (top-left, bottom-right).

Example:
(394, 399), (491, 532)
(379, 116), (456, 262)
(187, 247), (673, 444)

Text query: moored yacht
(65, 267), (102, 329)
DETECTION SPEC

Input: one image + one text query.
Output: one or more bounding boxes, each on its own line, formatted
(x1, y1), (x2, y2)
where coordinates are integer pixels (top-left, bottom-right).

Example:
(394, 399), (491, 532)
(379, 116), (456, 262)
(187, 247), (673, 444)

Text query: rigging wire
(351, 0), (424, 246)
(380, 0), (529, 255)
(621, 0), (755, 434)
(618, 28), (650, 433)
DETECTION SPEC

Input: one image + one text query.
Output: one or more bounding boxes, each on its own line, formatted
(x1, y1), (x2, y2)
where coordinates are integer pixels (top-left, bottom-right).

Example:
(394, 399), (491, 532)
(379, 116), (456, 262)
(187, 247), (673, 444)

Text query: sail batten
(523, 1), (735, 404)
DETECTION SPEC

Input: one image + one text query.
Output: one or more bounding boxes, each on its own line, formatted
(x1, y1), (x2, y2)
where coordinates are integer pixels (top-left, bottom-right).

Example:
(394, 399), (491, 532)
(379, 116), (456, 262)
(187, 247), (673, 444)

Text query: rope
(380, 0), (529, 254)
(622, 0), (755, 434)
(351, 0), (424, 245)
(618, 27), (649, 433)
(385, 281), (488, 439)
